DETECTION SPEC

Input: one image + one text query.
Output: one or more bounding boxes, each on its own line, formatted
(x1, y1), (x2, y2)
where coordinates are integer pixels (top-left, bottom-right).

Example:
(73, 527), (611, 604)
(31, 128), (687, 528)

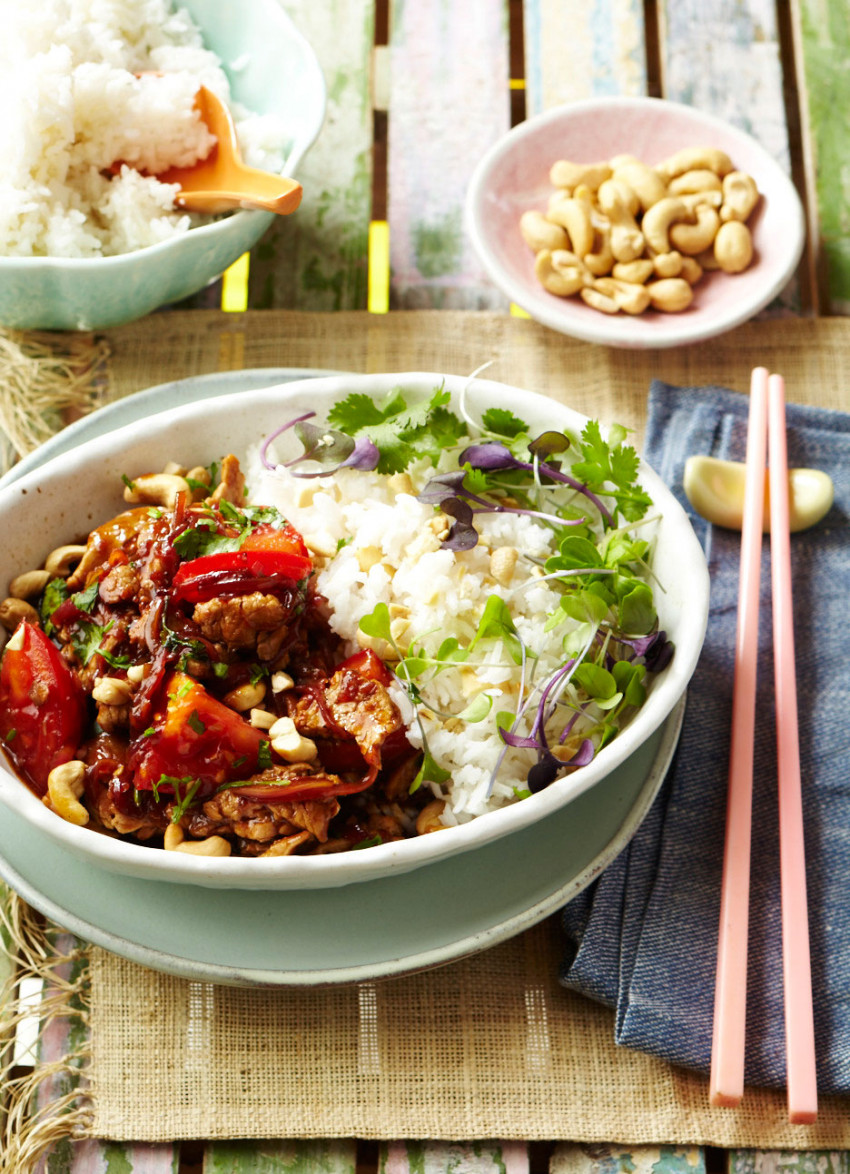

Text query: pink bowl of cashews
(465, 96), (805, 349)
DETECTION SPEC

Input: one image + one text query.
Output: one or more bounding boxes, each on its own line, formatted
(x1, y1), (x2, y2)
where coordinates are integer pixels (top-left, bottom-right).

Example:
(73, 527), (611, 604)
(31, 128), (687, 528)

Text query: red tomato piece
(0, 622), (88, 796)
(241, 522), (309, 558)
(128, 671), (268, 793)
(336, 647), (394, 686)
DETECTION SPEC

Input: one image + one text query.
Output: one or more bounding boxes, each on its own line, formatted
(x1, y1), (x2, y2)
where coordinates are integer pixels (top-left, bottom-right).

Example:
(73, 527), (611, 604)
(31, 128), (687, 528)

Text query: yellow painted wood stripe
(368, 220), (390, 314)
(221, 252), (250, 313)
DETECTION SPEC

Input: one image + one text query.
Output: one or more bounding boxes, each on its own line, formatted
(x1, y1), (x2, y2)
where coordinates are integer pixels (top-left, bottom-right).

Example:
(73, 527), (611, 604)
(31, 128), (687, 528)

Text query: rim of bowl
(465, 94), (806, 349)
(0, 0), (327, 273)
(0, 372), (710, 887)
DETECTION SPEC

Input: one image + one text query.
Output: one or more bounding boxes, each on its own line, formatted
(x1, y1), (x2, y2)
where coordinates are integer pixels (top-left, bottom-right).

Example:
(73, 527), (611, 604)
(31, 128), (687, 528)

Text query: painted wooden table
(3, 0), (850, 1171)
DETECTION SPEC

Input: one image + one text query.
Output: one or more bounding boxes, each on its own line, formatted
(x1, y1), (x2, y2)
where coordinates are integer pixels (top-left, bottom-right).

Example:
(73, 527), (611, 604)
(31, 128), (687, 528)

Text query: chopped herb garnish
(39, 577), (69, 635)
(257, 740), (272, 770)
(71, 580), (100, 614)
(121, 473), (136, 492)
(187, 710), (206, 735)
(4, 728), (16, 742)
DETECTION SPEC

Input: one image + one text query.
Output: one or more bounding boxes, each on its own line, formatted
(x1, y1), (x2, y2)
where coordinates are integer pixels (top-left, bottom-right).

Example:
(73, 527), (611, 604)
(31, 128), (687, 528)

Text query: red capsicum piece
(0, 622), (88, 796)
(171, 524), (313, 605)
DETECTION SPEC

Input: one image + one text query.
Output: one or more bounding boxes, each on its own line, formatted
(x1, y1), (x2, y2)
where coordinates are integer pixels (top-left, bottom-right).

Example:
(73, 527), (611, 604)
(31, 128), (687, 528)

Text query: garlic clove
(683, 455), (834, 532)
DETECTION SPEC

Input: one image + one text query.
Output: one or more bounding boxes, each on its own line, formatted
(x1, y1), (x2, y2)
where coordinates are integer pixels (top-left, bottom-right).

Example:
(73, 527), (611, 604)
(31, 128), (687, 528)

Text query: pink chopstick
(768, 373), (818, 1124)
(709, 366), (768, 1109)
(709, 369), (818, 1122)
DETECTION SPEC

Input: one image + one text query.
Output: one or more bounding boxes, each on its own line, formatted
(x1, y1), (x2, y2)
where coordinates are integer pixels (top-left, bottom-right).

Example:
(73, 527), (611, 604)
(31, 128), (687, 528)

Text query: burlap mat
(7, 310), (850, 1148)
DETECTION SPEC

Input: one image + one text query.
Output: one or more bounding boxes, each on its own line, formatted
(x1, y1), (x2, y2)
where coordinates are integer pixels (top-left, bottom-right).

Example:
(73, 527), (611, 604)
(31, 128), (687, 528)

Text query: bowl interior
(466, 97), (805, 349)
(0, 373), (709, 889)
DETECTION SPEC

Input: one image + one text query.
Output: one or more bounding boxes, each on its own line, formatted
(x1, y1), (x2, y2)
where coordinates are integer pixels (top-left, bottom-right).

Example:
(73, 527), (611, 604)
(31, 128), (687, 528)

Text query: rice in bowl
(0, 0), (289, 258)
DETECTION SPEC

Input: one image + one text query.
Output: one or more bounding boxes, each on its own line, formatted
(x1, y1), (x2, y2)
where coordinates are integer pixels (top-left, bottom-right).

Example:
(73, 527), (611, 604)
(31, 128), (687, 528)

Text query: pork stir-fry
(0, 456), (431, 858)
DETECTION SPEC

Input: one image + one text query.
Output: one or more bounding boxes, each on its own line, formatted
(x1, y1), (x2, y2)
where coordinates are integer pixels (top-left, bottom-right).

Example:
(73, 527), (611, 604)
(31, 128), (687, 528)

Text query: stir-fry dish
(0, 457), (423, 858)
(0, 384), (674, 859)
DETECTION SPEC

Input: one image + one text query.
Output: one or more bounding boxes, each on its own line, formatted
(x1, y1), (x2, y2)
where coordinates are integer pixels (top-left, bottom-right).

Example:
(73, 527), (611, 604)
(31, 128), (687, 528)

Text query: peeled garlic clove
(683, 455), (834, 533)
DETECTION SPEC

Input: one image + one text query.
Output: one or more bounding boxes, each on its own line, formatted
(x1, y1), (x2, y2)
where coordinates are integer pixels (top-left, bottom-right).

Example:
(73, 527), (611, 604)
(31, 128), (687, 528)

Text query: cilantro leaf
(569, 420), (653, 526)
(481, 407), (529, 439)
(71, 580), (100, 613)
(326, 385), (467, 474)
(40, 577), (69, 635)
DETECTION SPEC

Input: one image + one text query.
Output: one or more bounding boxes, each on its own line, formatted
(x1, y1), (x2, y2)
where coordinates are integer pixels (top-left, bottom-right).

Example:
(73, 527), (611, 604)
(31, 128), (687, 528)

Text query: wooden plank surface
(523, 0), (648, 114)
(657, 0), (800, 311)
(793, 0), (850, 313)
(204, 1139), (357, 1173)
(246, 0), (375, 312)
(386, 0), (511, 309)
(552, 1144), (705, 1174)
(382, 1141), (529, 1174)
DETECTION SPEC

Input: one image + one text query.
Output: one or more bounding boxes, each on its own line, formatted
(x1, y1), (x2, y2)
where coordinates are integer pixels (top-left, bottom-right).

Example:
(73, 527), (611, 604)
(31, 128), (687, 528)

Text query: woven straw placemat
(4, 310), (850, 1150)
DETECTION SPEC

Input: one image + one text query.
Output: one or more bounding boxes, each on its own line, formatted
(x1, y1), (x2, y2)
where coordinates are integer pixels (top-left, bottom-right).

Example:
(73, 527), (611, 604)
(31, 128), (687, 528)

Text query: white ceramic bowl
(465, 96), (805, 349)
(0, 373), (709, 889)
(0, 0), (325, 331)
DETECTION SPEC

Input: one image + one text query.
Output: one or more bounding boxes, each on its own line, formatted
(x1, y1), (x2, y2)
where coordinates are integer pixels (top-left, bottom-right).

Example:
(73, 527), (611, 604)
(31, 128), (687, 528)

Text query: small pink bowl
(465, 96), (805, 349)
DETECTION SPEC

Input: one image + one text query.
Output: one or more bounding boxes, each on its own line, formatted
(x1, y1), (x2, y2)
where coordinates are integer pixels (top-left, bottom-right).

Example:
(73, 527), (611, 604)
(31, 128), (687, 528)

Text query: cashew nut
(223, 680), (267, 712)
(271, 671), (294, 693)
(669, 204), (721, 256)
(0, 598), (39, 632)
(44, 544), (86, 578)
(269, 716), (318, 763)
(714, 220), (753, 273)
(679, 189), (723, 212)
(126, 663), (147, 683)
(646, 278), (694, 312)
(534, 249), (587, 297)
(519, 210), (568, 253)
(668, 169), (723, 195)
(612, 259), (654, 284)
(9, 570), (51, 600)
(123, 472), (190, 508)
(580, 286), (619, 314)
(597, 180), (645, 263)
(549, 160), (612, 191)
(490, 545), (518, 585)
(656, 147), (734, 180)
(641, 197), (693, 254)
(594, 277), (651, 315)
(546, 197), (595, 258)
(91, 676), (134, 706)
(650, 250), (684, 278)
(46, 760), (89, 827)
(720, 171), (760, 222)
(583, 225), (615, 276)
(164, 824), (231, 856)
(416, 799), (447, 836)
(679, 256), (704, 285)
(611, 160), (668, 210)
(249, 708), (277, 729)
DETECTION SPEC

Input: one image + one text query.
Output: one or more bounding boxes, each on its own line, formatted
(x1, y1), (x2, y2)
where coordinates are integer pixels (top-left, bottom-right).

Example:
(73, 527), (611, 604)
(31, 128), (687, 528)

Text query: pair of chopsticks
(709, 367), (818, 1124)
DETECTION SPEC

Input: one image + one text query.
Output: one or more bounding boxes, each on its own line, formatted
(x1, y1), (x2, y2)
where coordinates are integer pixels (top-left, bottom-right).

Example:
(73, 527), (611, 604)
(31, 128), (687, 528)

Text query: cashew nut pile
(520, 147), (760, 315)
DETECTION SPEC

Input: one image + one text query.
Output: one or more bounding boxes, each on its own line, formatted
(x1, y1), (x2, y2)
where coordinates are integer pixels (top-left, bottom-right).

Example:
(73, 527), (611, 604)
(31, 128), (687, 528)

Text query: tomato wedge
(336, 648), (394, 686)
(0, 622), (88, 795)
(127, 671), (268, 792)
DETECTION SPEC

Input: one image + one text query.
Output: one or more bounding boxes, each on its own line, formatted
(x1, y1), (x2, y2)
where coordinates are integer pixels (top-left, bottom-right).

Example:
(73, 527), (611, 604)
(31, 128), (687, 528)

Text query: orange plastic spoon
(159, 86), (303, 216)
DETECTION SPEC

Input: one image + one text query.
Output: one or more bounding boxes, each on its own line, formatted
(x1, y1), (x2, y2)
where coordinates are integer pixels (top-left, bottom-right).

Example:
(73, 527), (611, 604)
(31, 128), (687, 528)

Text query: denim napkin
(560, 379), (850, 1093)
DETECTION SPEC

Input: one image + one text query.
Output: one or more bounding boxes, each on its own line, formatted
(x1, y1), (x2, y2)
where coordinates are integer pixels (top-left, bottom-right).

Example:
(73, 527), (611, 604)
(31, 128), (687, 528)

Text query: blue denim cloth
(560, 380), (850, 1093)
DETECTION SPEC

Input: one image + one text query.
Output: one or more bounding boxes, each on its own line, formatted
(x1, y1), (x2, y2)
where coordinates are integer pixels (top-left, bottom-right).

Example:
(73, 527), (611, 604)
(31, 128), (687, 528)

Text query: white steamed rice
(248, 457), (585, 828)
(0, 0), (288, 258)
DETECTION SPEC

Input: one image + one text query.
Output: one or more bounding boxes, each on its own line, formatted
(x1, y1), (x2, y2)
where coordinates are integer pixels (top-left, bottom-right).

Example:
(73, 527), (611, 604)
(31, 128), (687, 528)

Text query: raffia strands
(0, 892), (92, 1174)
(0, 330), (110, 476)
